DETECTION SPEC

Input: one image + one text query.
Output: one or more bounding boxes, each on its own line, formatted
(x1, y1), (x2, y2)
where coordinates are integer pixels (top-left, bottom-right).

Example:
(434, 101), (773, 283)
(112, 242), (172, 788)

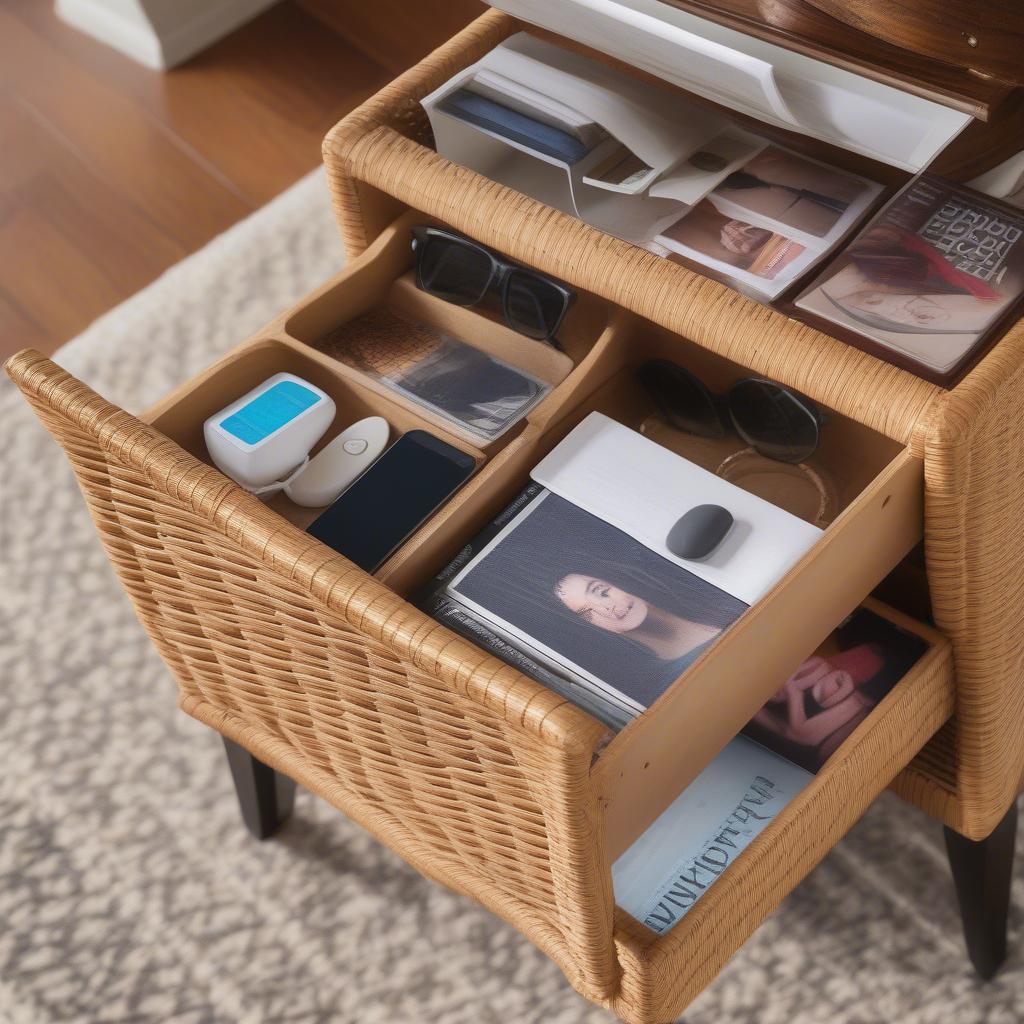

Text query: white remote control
(284, 416), (390, 508)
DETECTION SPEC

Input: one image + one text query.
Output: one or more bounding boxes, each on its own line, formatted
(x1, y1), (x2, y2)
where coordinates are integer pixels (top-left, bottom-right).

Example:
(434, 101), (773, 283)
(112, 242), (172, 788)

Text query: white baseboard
(56, 0), (280, 70)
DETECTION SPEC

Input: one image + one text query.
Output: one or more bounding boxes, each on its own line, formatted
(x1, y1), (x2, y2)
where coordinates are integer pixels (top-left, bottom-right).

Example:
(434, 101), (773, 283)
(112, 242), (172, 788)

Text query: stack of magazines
(613, 607), (927, 932)
(317, 308), (559, 443)
(421, 32), (883, 300)
(419, 411), (822, 730)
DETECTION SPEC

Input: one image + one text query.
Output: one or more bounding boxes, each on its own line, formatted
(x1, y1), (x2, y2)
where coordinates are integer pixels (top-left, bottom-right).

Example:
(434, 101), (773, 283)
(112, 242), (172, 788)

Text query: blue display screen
(220, 380), (320, 445)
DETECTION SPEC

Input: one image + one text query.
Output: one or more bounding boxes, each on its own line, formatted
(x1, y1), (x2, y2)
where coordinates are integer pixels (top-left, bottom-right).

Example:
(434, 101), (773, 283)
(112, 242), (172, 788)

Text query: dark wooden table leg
(944, 802), (1018, 980)
(222, 737), (297, 840)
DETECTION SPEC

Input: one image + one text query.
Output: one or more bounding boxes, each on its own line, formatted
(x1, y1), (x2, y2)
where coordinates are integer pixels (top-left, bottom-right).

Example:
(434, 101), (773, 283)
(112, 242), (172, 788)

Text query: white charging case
(204, 373), (335, 489)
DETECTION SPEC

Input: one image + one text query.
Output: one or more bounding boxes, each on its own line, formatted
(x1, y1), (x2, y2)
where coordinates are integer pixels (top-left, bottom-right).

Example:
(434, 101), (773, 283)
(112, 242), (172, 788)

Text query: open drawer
(609, 596), (953, 1022)
(6, 203), (958, 1021)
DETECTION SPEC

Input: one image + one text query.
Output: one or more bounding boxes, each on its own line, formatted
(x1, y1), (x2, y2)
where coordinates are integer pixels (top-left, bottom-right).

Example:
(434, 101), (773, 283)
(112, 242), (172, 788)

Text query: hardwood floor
(0, 0), (463, 361)
(297, 0), (485, 74)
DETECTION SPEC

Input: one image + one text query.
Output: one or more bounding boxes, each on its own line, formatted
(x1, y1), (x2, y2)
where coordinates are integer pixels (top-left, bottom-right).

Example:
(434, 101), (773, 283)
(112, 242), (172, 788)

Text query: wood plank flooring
(296, 0), (485, 74)
(0, 0), (417, 361)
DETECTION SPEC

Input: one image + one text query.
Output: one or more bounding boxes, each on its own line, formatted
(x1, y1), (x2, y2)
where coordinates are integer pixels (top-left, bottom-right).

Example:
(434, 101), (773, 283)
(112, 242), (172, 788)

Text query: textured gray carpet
(2, 170), (1022, 1024)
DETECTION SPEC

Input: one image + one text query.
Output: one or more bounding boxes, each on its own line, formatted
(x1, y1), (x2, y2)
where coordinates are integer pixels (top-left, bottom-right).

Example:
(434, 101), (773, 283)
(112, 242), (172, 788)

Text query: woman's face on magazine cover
(554, 574), (649, 634)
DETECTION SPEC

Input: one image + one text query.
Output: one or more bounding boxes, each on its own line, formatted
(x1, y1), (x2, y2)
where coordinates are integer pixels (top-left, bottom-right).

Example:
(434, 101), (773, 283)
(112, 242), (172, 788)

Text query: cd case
(794, 176), (1024, 386)
(319, 309), (553, 442)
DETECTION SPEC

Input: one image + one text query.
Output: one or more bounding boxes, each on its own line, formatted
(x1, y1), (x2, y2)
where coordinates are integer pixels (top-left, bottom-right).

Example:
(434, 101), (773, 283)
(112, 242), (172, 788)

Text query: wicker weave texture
(922, 326), (1024, 835)
(7, 342), (958, 1024)
(5, 350), (618, 1003)
(321, 8), (1024, 842)
(11, 315), (971, 1024)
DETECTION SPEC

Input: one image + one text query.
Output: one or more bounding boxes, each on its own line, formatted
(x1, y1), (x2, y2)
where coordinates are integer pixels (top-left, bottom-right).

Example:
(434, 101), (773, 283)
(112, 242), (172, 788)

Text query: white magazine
(612, 735), (812, 932)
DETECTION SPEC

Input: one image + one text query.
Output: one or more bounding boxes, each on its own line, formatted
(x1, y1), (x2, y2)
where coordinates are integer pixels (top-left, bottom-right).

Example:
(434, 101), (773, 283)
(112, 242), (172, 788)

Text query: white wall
(55, 0), (280, 69)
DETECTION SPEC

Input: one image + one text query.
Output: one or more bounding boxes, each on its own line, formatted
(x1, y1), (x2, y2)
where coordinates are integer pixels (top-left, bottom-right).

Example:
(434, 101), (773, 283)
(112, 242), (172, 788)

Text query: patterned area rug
(2, 170), (1022, 1024)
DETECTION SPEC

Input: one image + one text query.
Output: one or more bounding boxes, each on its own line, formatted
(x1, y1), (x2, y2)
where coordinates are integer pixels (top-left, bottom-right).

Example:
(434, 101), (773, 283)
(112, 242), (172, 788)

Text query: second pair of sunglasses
(412, 226), (574, 344)
(637, 360), (825, 464)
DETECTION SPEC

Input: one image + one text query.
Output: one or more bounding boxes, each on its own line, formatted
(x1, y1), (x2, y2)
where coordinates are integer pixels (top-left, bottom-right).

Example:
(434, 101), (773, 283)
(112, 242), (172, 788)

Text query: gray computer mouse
(666, 504), (734, 560)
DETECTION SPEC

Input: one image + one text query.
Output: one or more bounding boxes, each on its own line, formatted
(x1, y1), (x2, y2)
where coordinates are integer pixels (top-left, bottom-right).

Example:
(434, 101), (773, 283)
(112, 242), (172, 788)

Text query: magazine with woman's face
(654, 144), (882, 298)
(742, 607), (928, 773)
(446, 490), (748, 711)
(795, 176), (1024, 381)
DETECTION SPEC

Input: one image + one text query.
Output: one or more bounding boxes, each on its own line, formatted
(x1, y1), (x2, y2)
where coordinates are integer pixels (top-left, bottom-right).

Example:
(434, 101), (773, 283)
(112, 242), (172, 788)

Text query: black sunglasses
(637, 360), (826, 464)
(411, 226), (574, 344)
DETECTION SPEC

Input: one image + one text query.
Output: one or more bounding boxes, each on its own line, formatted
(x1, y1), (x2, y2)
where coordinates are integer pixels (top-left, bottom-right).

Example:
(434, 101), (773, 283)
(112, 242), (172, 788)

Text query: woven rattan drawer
(7, 209), (956, 1021)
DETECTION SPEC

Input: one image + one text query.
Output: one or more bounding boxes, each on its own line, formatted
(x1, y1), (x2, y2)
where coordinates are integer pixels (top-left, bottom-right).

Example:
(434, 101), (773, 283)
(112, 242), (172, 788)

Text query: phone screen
(307, 430), (476, 573)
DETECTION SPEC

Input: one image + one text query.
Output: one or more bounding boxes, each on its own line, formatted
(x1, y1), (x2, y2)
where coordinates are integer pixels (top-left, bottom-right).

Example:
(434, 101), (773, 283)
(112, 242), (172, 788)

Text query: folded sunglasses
(637, 360), (826, 464)
(412, 226), (574, 345)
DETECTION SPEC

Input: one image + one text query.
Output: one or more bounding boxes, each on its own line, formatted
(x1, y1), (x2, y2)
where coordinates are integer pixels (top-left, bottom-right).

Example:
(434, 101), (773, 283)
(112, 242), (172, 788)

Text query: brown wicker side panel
(7, 350), (618, 1001)
(322, 10), (514, 255)
(923, 320), (1024, 838)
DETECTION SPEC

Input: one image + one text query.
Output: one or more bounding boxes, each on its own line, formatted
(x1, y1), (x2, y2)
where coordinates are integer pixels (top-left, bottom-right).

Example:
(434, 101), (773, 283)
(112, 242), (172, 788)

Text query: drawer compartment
(5, 207), (953, 1023)
(370, 289), (931, 857)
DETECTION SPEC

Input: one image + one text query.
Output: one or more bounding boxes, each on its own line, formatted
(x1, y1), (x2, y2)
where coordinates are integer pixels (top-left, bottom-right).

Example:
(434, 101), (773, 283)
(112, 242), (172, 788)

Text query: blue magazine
(612, 737), (813, 934)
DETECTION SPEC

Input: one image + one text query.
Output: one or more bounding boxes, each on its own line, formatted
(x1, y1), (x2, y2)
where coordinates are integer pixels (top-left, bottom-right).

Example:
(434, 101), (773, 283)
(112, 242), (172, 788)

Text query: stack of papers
(422, 33), (883, 297)
(421, 412), (821, 726)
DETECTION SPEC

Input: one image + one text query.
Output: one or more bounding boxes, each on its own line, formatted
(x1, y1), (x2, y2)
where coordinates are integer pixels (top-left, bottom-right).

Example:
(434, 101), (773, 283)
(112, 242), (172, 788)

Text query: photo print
(661, 198), (807, 283)
(742, 607), (928, 773)
(322, 310), (551, 442)
(448, 491), (748, 710)
(656, 145), (882, 297)
(711, 145), (877, 238)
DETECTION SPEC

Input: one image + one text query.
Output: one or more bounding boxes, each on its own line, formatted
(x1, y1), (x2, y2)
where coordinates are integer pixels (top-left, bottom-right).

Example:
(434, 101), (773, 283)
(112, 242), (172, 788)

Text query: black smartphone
(307, 430), (476, 572)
